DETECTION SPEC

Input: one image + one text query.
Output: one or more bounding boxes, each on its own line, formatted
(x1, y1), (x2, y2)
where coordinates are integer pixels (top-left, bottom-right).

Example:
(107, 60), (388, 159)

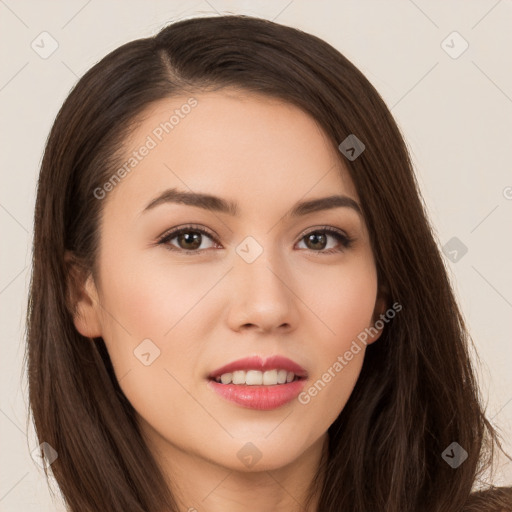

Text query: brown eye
(175, 232), (203, 250)
(297, 228), (353, 254)
(304, 232), (328, 250)
(158, 226), (218, 254)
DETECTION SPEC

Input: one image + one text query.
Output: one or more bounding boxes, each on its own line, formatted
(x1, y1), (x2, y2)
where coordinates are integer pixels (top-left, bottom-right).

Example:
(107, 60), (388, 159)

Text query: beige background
(1, 1), (511, 510)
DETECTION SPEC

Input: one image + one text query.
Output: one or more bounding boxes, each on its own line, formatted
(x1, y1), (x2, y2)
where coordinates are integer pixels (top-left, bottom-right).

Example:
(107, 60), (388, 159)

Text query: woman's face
(74, 89), (384, 475)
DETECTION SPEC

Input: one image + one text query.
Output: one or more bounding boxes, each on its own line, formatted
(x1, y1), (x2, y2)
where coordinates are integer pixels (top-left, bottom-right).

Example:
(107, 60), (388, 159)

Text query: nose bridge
(235, 230), (289, 282)
(228, 233), (297, 331)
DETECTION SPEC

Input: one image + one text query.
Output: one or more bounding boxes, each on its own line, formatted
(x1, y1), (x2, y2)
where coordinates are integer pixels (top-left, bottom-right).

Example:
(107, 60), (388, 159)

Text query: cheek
(99, 247), (225, 340)
(300, 253), (378, 345)
(294, 256), (377, 425)
(297, 349), (364, 443)
(95, 247), (225, 405)
(94, 251), (211, 437)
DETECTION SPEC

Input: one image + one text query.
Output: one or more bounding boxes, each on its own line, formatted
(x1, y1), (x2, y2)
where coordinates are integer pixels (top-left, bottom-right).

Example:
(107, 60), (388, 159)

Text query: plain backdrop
(1, 1), (511, 510)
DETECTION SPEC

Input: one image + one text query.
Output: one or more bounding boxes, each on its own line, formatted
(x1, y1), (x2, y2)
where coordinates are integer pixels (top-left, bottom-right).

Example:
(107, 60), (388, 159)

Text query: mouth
(208, 354), (308, 383)
(207, 355), (308, 410)
(210, 369), (304, 386)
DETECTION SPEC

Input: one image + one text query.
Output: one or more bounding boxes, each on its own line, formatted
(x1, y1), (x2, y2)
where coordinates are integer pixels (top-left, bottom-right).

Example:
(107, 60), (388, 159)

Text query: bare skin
(71, 89), (386, 511)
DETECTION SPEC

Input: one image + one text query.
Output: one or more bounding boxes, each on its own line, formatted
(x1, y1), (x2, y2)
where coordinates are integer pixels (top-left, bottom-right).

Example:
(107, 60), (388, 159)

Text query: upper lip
(208, 355), (308, 380)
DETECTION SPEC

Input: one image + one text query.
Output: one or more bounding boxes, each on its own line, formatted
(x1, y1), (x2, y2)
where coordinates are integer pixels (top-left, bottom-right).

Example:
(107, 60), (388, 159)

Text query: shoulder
(462, 487), (512, 512)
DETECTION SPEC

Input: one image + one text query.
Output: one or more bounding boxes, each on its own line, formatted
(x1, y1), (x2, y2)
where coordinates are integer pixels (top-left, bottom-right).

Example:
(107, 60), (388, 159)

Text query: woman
(26, 14), (511, 512)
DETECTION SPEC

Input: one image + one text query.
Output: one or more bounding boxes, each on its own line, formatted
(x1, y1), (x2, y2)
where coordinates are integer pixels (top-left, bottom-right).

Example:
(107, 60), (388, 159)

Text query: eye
(296, 226), (354, 254)
(157, 224), (354, 255)
(157, 224), (219, 254)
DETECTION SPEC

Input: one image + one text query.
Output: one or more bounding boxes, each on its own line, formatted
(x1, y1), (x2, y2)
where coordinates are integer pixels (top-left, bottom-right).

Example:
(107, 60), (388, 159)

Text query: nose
(225, 245), (300, 335)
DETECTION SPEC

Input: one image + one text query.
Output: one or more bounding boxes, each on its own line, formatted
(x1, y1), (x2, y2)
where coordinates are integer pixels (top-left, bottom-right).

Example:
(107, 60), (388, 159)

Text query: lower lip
(208, 379), (306, 410)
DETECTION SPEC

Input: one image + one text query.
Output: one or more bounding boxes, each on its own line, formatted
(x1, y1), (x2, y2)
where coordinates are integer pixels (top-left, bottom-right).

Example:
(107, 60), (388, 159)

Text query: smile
(207, 355), (308, 410)
(213, 369), (300, 385)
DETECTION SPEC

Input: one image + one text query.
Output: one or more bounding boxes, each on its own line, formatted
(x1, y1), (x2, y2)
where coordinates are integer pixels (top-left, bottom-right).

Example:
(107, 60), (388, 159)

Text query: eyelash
(156, 224), (354, 256)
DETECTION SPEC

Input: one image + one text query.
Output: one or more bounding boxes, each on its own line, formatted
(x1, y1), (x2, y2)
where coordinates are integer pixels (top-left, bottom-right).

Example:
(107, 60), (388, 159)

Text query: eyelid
(156, 223), (220, 246)
(298, 224), (349, 240)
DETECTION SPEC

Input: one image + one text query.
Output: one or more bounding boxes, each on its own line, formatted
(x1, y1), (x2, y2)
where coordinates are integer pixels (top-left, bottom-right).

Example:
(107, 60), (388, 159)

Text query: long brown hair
(25, 14), (511, 511)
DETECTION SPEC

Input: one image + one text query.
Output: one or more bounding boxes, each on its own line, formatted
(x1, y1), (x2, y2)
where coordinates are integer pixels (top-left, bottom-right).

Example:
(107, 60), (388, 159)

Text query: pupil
(180, 232), (201, 250)
(307, 232), (326, 250)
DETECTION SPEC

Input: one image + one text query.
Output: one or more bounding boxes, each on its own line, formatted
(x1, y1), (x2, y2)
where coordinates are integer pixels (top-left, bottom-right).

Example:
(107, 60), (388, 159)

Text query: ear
(366, 284), (389, 345)
(64, 251), (102, 338)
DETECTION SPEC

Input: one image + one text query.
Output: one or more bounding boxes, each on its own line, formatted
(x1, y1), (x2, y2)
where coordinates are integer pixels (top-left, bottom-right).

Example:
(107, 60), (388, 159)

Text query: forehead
(102, 89), (358, 219)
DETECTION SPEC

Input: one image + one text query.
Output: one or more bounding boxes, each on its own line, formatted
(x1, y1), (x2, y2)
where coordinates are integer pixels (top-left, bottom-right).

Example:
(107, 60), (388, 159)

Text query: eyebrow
(142, 188), (362, 218)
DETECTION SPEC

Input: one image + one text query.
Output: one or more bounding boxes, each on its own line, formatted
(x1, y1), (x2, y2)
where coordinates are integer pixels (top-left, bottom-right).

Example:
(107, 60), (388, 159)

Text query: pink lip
(208, 355), (307, 379)
(207, 355), (308, 411)
(208, 379), (306, 410)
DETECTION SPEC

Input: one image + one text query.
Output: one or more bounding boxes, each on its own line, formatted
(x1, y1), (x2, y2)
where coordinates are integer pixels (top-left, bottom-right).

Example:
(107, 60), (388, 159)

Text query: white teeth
(220, 373), (232, 384)
(232, 370), (245, 384)
(246, 370), (263, 385)
(214, 369), (299, 385)
(263, 369), (277, 385)
(277, 369), (287, 384)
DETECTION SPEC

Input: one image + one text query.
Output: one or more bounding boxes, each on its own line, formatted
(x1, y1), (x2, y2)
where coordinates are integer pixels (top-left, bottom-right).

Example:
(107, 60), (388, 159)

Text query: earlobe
(65, 252), (102, 339)
(74, 275), (103, 338)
